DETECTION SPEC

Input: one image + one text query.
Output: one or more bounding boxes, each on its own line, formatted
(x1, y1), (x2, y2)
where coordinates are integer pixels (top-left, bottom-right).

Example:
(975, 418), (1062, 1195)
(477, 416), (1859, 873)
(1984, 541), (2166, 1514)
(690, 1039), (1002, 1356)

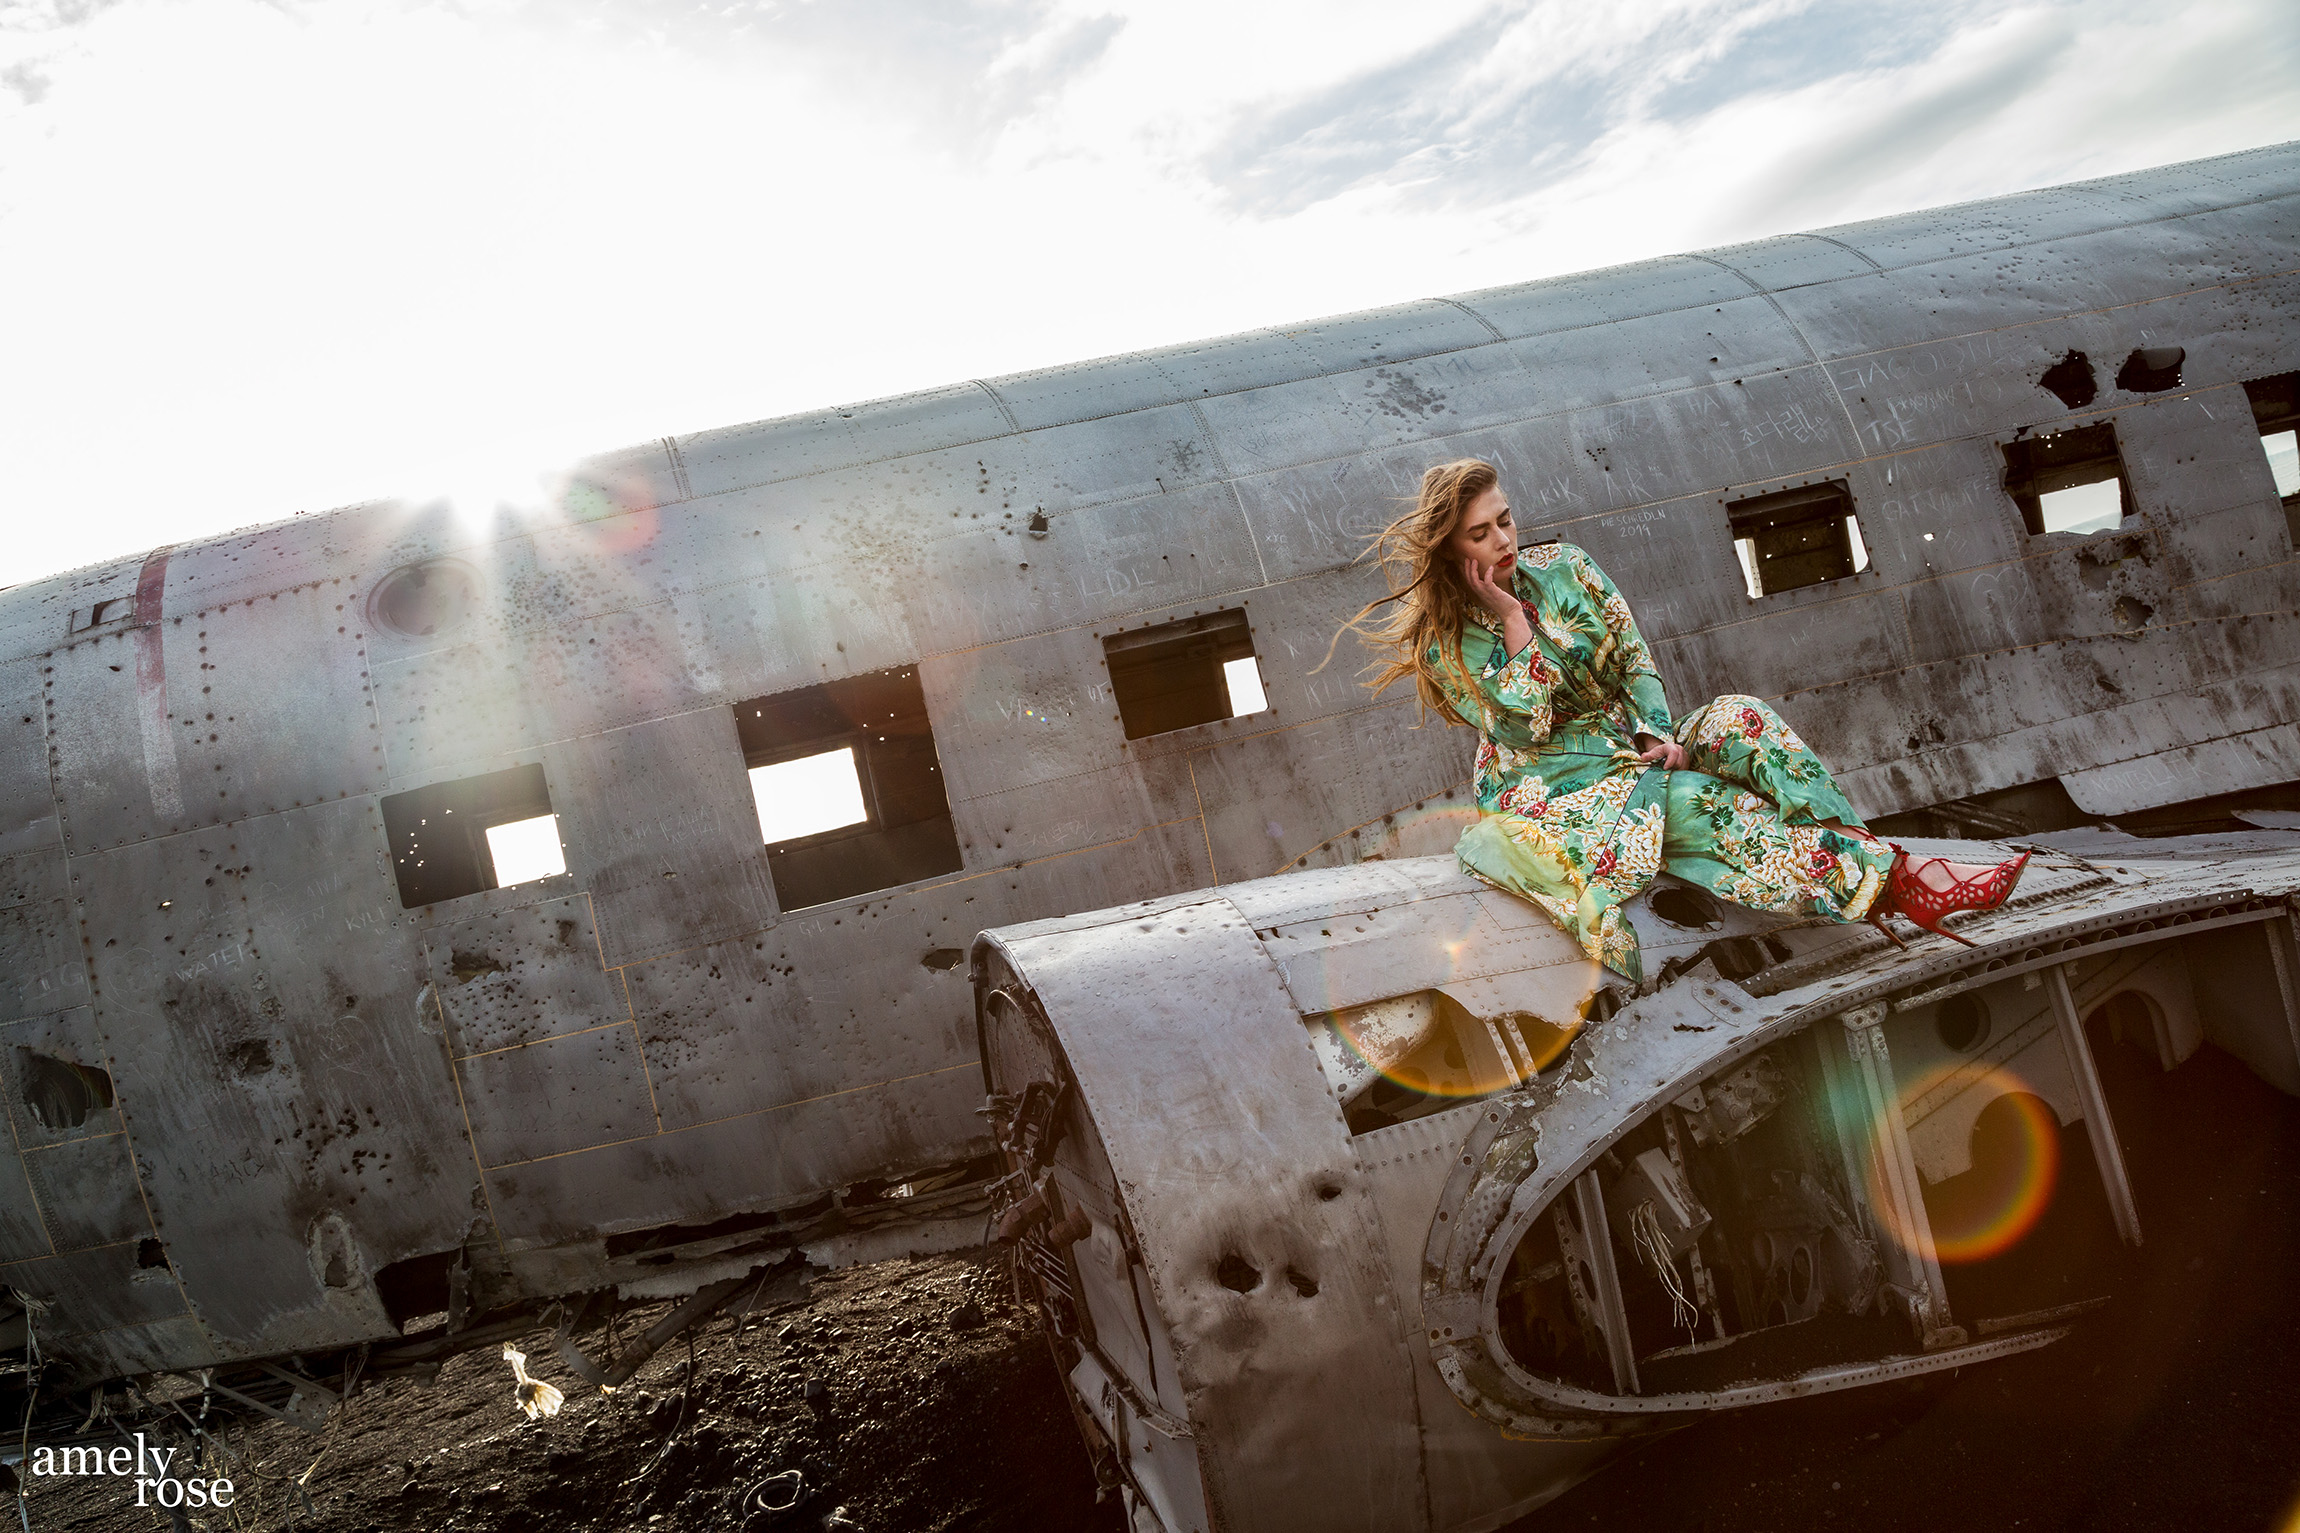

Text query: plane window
(482, 814), (568, 887)
(1102, 609), (1268, 739)
(736, 666), (963, 911)
(2242, 371), (2300, 547)
(2000, 424), (2134, 537)
(1724, 481), (1868, 598)
(380, 763), (565, 908)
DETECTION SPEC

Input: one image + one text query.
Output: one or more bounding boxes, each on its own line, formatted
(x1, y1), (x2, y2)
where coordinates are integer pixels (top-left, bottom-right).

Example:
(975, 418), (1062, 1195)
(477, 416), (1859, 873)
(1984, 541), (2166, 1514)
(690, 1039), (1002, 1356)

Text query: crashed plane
(0, 138), (2296, 1520)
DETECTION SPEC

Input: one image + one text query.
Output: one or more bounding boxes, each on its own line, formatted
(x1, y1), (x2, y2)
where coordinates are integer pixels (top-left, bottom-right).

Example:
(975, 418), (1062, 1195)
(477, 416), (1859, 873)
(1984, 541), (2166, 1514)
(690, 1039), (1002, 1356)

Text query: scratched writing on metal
(1516, 475), (1587, 511)
(1076, 556), (1182, 602)
(1858, 378), (2009, 450)
(174, 942), (247, 984)
(1599, 509), (1670, 538)
(1833, 331), (2013, 394)
(1875, 474), (1999, 523)
(1967, 565), (2037, 641)
(1738, 404), (1833, 452)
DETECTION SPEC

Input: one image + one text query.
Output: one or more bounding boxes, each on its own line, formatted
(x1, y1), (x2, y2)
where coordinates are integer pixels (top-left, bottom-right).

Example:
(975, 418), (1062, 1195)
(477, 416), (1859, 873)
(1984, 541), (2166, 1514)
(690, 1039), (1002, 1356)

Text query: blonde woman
(1344, 459), (2028, 982)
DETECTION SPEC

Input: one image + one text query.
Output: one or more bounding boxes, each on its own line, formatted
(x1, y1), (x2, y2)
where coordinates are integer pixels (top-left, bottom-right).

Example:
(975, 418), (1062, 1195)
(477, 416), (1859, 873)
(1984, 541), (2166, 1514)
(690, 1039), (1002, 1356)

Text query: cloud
(0, 0), (2292, 588)
(450, 0), (1126, 154)
(0, 58), (46, 99)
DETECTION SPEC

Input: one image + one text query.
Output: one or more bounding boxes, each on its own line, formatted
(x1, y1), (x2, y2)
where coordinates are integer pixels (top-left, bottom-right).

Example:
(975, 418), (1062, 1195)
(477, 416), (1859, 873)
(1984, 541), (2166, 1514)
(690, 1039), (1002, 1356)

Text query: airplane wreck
(0, 137), (2295, 1529)
(978, 835), (2300, 1530)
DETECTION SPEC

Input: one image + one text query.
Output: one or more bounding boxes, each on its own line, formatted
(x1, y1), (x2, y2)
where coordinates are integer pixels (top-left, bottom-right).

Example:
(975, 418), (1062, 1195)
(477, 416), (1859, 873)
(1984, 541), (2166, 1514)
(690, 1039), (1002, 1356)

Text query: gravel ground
(24, 1043), (2297, 1533)
(24, 1250), (1120, 1533)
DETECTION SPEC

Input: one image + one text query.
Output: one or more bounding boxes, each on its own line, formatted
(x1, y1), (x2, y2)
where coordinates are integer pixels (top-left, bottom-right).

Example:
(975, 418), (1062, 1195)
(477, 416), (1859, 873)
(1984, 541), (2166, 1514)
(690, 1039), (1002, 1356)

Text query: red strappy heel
(1867, 844), (2031, 948)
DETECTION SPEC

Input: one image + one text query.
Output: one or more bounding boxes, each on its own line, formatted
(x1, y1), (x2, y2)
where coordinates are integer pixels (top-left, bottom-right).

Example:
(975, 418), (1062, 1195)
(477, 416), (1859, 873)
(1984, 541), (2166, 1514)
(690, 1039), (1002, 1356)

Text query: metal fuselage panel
(0, 144), (2296, 1384)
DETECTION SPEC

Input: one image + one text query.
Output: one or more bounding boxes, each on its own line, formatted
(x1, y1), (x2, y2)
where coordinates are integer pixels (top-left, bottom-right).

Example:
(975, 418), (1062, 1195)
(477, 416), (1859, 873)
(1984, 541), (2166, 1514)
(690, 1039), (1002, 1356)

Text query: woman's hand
(1634, 733), (1690, 771)
(1464, 555), (1536, 660)
(1461, 555), (1519, 623)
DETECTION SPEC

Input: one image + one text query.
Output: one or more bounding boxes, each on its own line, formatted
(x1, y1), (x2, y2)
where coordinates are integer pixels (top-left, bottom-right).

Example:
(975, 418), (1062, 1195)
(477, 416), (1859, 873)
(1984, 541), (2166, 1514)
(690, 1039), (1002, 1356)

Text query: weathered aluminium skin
(0, 139), (2294, 1433)
(975, 839), (2300, 1533)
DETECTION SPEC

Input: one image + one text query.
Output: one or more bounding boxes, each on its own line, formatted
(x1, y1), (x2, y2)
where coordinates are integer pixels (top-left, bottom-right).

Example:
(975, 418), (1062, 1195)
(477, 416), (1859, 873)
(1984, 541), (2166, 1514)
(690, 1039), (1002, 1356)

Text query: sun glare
(485, 814), (567, 887)
(751, 748), (870, 845)
(1224, 656), (1269, 716)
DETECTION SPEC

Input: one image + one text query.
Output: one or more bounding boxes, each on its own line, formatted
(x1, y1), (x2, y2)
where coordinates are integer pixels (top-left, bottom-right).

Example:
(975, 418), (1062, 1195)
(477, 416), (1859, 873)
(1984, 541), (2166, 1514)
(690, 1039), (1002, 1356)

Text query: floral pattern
(1431, 543), (1890, 981)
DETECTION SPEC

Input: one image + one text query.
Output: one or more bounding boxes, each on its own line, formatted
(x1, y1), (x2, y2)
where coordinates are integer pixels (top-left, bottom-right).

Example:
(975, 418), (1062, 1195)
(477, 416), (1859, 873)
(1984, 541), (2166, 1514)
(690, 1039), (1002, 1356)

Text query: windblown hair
(1323, 458), (1501, 729)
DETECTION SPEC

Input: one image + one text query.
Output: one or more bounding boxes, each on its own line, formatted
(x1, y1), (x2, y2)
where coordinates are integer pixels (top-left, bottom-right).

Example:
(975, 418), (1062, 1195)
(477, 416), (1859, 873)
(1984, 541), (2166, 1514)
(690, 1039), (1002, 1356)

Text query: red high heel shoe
(1867, 845), (2032, 949)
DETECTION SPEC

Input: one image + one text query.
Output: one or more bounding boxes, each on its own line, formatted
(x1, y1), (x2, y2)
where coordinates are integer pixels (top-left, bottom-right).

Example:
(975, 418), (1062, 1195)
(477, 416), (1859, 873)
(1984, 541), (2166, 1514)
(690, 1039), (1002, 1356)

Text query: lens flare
(558, 471), (661, 554)
(1865, 1065), (2061, 1265)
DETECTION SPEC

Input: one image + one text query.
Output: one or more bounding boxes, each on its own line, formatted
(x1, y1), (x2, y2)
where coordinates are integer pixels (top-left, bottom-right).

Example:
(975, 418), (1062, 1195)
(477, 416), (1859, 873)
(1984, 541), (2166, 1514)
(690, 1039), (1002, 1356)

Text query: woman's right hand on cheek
(1463, 557), (1516, 620)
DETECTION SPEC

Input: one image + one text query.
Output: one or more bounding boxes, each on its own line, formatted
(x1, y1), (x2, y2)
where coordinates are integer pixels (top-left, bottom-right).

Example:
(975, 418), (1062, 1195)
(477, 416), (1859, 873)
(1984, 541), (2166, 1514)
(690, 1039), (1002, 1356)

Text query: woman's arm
(1566, 546), (1674, 738)
(1433, 628), (1555, 748)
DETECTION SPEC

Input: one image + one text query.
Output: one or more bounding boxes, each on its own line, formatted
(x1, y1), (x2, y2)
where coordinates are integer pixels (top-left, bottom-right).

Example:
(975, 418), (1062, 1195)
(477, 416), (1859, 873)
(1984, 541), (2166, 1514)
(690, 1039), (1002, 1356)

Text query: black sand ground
(30, 1043), (2299, 1532)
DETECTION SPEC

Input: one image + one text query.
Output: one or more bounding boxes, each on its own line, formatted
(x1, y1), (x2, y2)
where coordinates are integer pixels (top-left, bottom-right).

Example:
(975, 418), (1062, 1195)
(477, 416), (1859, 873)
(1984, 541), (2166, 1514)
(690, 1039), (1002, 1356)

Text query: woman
(1343, 459), (2027, 983)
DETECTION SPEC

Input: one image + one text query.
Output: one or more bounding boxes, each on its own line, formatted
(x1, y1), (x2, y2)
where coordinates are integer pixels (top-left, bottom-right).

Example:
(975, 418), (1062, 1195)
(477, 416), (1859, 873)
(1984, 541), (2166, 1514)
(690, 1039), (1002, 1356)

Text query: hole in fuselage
(18, 1050), (113, 1131)
(1936, 992), (1989, 1053)
(1648, 886), (1719, 929)
(1215, 1253), (1260, 1293)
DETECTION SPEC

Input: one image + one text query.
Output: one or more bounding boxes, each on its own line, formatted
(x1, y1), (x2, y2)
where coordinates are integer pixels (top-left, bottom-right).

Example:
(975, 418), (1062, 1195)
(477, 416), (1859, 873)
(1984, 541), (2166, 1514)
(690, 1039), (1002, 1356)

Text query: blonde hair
(1323, 458), (1502, 729)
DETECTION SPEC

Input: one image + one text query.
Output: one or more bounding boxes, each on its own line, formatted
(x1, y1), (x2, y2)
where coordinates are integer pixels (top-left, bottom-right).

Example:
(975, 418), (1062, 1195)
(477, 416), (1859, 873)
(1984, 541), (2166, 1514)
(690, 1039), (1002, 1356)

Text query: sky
(1, 0), (2295, 589)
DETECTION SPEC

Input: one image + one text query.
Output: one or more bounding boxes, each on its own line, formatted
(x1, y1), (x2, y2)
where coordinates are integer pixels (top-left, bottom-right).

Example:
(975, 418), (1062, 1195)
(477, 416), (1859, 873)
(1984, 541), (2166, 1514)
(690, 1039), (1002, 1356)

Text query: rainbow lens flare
(1867, 1065), (2062, 1265)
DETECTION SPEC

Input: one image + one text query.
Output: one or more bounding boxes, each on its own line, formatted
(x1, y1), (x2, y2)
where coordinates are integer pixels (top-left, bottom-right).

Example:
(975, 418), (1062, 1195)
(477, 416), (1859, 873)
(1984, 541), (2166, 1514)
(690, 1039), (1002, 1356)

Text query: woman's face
(1445, 486), (1517, 582)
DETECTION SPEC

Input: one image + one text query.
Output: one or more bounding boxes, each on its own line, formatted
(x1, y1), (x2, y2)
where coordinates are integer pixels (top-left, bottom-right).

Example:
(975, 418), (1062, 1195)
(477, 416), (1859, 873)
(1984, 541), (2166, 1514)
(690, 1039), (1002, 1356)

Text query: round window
(370, 560), (480, 639)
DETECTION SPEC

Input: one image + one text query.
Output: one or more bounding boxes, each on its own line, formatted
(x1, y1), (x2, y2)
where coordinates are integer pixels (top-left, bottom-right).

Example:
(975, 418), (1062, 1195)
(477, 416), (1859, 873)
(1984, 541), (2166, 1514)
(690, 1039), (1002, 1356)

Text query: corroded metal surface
(981, 843), (2300, 1530)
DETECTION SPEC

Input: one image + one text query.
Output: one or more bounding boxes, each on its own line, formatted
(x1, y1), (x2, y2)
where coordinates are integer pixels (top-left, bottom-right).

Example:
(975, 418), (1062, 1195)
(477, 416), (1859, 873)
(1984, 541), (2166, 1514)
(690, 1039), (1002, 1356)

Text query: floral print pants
(1456, 695), (1891, 981)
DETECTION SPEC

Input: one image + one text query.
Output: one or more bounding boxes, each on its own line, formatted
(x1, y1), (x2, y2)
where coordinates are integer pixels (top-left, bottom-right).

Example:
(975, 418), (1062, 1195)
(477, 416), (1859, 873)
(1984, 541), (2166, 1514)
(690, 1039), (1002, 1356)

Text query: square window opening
(736, 665), (962, 912)
(2001, 424), (2134, 537)
(1103, 609), (1263, 739)
(484, 814), (567, 887)
(2243, 371), (2300, 548)
(1725, 481), (1867, 597)
(381, 764), (561, 909)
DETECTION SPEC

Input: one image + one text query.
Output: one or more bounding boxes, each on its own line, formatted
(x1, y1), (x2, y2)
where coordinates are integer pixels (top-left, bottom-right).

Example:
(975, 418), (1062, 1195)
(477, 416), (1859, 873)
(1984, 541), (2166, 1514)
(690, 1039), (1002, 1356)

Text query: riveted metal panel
(74, 798), (470, 1353)
(0, 1243), (187, 1341)
(457, 1021), (654, 1169)
(1700, 234), (1881, 291)
(841, 382), (1024, 465)
(627, 883), (982, 1135)
(1198, 342), (1542, 481)
(0, 658), (58, 872)
(994, 899), (1428, 1533)
(1456, 256), (1751, 341)
(161, 516), (406, 616)
(481, 1061), (985, 1247)
(946, 753), (1199, 871)
(1274, 300), (1501, 376)
(424, 895), (627, 1056)
(1133, 328), (1328, 399)
(1260, 887), (1590, 1017)
(0, 1150), (50, 1263)
(986, 355), (1200, 433)
(47, 588), (383, 851)
(542, 708), (773, 967)
(668, 411), (859, 500)
(0, 557), (143, 667)
(19, 1133), (147, 1253)
(1662, 588), (1906, 705)
(1185, 699), (1469, 883)
(374, 597), (732, 783)
(0, 898), (84, 1024)
(0, 1005), (122, 1149)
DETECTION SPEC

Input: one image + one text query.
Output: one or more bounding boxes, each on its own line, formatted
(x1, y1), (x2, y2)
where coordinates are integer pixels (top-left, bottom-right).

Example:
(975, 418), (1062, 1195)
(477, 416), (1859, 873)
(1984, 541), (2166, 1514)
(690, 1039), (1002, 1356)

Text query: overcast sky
(2, 0), (2294, 589)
